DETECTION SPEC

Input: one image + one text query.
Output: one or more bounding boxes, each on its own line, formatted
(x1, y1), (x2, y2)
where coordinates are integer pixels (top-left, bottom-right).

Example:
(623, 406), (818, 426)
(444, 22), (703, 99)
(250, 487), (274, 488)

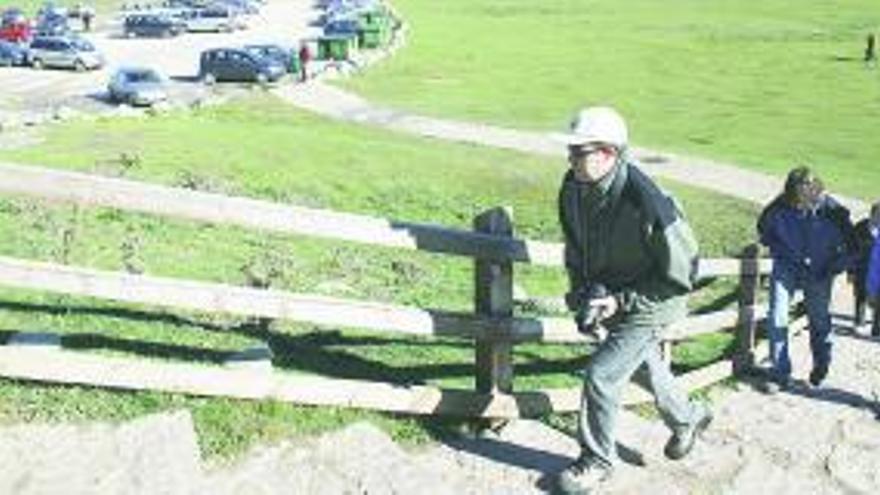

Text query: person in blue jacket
(851, 202), (880, 329)
(757, 167), (854, 392)
(865, 235), (880, 337)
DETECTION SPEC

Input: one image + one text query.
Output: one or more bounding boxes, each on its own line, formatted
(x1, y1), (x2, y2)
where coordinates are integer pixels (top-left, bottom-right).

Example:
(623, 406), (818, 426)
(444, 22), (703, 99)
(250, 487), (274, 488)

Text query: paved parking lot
(0, 0), (321, 114)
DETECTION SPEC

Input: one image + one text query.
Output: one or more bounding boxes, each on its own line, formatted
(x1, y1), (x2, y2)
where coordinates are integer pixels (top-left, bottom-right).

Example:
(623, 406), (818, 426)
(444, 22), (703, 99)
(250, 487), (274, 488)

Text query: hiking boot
(664, 406), (713, 461)
(556, 455), (613, 495)
(809, 365), (829, 387)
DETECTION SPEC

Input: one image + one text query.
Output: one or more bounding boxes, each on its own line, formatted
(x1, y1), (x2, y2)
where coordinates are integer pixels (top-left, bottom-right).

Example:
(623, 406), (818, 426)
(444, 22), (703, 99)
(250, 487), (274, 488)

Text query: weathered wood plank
(0, 162), (562, 265)
(698, 257), (772, 277)
(0, 163), (769, 273)
(0, 344), (570, 418)
(0, 255), (591, 343)
(734, 244), (762, 373)
(474, 207), (514, 394)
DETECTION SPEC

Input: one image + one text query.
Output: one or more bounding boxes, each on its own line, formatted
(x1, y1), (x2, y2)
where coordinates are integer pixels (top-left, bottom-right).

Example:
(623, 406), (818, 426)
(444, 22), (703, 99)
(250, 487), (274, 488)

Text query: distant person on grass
(865, 233), (880, 337)
(852, 202), (880, 332)
(865, 33), (877, 67)
(757, 167), (854, 394)
(553, 106), (712, 495)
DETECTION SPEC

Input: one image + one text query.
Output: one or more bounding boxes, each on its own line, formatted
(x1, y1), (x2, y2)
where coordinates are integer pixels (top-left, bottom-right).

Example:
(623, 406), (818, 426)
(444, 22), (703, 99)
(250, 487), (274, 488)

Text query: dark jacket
(867, 237), (880, 299)
(757, 194), (854, 279)
(558, 159), (699, 326)
(853, 219), (877, 287)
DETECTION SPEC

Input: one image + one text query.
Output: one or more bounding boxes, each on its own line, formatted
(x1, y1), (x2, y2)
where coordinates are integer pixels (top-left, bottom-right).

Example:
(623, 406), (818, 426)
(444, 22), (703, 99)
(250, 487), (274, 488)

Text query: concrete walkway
(273, 82), (869, 216)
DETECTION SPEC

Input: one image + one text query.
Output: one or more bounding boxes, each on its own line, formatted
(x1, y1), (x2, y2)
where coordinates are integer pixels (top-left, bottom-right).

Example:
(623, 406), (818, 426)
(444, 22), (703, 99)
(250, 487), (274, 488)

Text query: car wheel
(31, 58), (43, 70)
(74, 60), (87, 72)
(203, 72), (216, 85)
(255, 72), (268, 86)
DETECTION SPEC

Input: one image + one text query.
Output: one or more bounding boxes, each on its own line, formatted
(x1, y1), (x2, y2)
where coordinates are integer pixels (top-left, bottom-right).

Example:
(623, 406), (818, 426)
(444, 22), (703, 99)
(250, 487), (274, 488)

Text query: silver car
(107, 67), (168, 106)
(181, 8), (243, 32)
(29, 36), (104, 71)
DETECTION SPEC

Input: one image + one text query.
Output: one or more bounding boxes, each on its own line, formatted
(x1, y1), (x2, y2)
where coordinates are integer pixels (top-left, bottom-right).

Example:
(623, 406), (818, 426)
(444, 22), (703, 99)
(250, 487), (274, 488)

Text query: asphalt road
(0, 0), (321, 114)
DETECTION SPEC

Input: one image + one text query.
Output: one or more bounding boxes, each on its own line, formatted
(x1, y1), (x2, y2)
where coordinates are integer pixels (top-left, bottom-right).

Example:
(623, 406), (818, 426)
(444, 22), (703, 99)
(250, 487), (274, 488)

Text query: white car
(181, 8), (243, 32)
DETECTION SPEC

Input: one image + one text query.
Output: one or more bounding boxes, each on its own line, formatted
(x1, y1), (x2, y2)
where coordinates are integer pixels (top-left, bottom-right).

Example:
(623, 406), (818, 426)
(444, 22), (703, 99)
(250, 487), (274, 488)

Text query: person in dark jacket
(851, 202), (880, 330)
(865, 235), (880, 337)
(757, 167), (854, 393)
(553, 107), (711, 495)
(298, 42), (311, 82)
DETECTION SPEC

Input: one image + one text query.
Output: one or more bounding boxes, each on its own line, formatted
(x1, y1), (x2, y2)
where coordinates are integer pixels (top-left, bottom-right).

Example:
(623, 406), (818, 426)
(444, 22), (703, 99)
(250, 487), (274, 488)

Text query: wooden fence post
(473, 207), (514, 396)
(734, 243), (761, 375)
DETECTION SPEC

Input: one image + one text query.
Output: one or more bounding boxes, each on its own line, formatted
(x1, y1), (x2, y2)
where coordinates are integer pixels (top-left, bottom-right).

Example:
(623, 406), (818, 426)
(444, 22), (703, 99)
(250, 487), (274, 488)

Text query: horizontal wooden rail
(0, 254), (775, 344)
(0, 255), (593, 343)
(0, 330), (765, 417)
(0, 163), (768, 277)
(0, 162), (561, 266)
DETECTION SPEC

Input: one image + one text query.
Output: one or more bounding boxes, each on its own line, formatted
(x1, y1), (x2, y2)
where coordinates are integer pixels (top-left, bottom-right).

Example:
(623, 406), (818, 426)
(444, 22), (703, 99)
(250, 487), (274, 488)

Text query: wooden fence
(0, 162), (778, 418)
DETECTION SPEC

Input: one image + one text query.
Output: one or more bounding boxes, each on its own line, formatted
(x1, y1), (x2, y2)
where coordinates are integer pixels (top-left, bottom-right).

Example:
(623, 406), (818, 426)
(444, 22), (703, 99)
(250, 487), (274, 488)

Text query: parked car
(123, 14), (186, 37)
(34, 12), (70, 36)
(323, 18), (360, 37)
(181, 7), (242, 32)
(215, 0), (260, 15)
(0, 9), (33, 43)
(243, 44), (296, 73)
(199, 47), (285, 84)
(29, 35), (104, 71)
(107, 67), (168, 106)
(0, 39), (29, 66)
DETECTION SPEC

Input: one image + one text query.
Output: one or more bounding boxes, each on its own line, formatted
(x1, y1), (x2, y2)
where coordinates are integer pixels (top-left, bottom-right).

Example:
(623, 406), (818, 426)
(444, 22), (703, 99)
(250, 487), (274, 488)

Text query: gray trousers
(578, 321), (700, 467)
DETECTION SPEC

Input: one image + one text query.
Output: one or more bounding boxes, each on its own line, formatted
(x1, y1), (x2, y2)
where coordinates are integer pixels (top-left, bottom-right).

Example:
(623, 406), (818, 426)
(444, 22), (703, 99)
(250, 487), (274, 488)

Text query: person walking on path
(851, 202), (880, 330)
(865, 232), (880, 337)
(757, 167), (854, 393)
(553, 106), (712, 495)
(298, 42), (311, 82)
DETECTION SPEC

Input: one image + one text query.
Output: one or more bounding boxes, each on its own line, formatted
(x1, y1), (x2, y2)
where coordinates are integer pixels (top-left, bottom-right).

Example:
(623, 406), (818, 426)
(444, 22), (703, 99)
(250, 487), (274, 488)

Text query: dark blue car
(243, 44), (296, 73)
(124, 14), (186, 38)
(323, 18), (359, 37)
(0, 40), (28, 66)
(199, 47), (285, 84)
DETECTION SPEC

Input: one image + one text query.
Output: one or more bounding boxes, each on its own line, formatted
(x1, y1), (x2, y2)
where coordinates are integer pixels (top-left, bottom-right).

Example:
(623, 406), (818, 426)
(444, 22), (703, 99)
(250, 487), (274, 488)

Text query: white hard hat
(553, 106), (628, 148)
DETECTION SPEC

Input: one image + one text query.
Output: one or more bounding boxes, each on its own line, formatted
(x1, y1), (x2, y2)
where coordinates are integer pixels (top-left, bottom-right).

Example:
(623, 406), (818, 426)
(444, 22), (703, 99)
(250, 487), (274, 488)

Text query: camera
(574, 283), (609, 335)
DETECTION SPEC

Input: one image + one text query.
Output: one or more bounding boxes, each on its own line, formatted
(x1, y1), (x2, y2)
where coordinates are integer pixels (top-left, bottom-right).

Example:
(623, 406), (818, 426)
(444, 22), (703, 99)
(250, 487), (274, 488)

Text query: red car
(0, 9), (32, 43)
(0, 21), (32, 43)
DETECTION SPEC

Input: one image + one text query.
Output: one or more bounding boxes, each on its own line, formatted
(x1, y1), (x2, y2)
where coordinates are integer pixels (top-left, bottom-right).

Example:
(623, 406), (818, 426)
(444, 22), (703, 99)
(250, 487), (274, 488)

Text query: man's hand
(588, 295), (619, 318)
(574, 291), (618, 339)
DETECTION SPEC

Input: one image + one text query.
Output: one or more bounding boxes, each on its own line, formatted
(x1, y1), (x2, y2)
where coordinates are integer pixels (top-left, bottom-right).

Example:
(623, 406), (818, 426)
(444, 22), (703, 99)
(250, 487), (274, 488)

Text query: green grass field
(343, 0), (880, 201)
(0, 97), (757, 457)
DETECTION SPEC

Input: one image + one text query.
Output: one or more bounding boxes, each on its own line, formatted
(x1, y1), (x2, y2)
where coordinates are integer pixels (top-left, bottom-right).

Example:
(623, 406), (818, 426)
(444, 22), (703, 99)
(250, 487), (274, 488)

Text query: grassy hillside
(343, 0), (880, 200)
(0, 97), (758, 457)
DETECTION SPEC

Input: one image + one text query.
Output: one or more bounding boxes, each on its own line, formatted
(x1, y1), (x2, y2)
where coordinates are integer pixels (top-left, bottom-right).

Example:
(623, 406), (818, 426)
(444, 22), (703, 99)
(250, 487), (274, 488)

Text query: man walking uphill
(553, 107), (712, 495)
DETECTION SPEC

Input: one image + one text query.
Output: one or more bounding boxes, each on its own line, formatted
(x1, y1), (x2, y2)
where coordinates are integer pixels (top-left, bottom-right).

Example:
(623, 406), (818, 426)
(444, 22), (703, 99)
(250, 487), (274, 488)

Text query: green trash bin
(358, 26), (383, 49)
(317, 34), (357, 61)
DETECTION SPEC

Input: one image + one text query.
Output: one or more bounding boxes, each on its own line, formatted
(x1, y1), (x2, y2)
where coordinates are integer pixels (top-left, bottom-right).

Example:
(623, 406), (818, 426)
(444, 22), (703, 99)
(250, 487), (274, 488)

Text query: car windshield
(125, 70), (161, 83)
